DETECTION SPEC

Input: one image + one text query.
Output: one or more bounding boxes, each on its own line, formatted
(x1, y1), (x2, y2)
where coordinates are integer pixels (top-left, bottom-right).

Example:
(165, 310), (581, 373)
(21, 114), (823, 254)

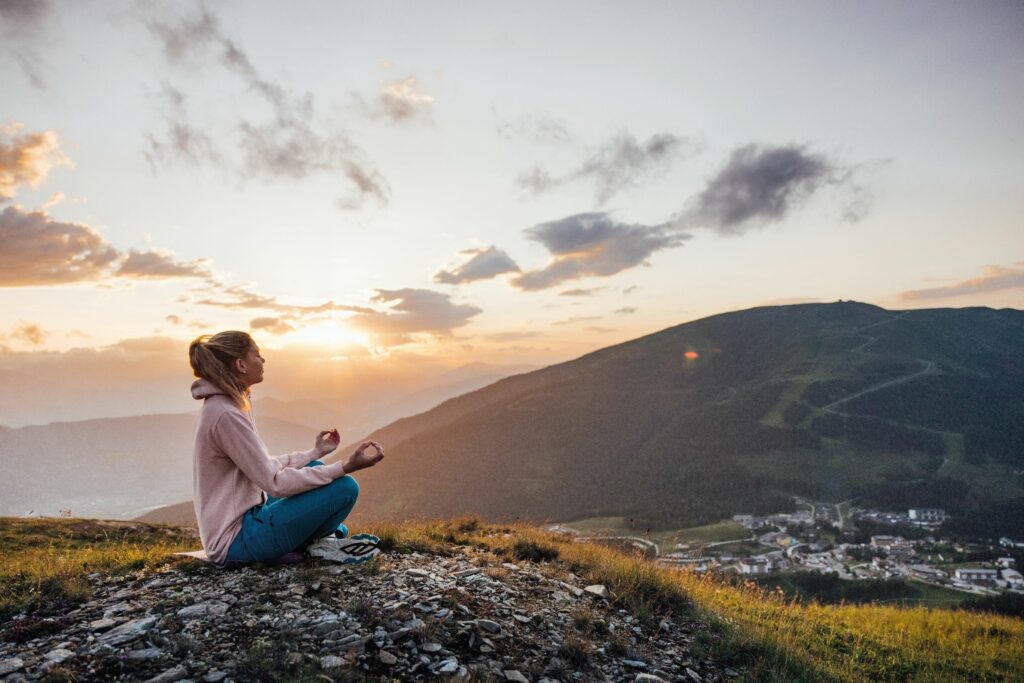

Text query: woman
(188, 330), (384, 567)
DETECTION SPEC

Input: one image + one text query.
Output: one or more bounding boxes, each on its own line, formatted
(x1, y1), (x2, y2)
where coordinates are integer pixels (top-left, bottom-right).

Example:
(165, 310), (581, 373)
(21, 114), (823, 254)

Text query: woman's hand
(345, 441), (384, 473)
(314, 429), (341, 456)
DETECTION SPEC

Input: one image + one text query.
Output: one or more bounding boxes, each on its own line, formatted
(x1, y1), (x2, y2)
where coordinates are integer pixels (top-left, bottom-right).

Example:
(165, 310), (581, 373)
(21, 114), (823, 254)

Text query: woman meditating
(188, 330), (384, 567)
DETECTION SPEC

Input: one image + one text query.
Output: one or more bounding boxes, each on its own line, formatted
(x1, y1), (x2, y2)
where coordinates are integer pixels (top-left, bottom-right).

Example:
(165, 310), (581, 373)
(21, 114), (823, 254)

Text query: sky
(1, 0), (1023, 424)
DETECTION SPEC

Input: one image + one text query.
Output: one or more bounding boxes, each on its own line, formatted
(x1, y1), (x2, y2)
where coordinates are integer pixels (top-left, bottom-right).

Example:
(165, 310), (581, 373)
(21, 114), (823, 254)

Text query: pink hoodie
(191, 378), (347, 565)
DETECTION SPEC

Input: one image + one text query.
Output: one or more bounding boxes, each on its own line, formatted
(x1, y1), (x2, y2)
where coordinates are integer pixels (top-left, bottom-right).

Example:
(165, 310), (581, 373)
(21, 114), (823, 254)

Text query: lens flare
(684, 351), (700, 360)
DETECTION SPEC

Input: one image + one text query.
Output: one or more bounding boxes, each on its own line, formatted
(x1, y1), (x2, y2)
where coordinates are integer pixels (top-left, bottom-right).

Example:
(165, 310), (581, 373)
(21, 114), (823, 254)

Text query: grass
(3, 515), (1023, 681)
(0, 517), (198, 622)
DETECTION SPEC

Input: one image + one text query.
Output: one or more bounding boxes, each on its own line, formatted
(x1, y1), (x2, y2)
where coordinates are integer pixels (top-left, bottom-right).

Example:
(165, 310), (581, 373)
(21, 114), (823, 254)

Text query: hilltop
(331, 301), (1024, 534)
(2, 516), (1023, 682)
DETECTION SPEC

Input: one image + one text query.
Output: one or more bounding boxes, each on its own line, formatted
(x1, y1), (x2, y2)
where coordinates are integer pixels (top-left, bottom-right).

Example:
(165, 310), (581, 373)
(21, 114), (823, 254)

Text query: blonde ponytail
(188, 331), (254, 409)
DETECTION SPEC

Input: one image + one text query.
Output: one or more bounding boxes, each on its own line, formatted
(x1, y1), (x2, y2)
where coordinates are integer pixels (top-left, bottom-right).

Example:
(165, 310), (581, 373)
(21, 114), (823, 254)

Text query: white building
(738, 557), (772, 574)
(1001, 569), (1023, 588)
(954, 568), (999, 583)
(870, 535), (913, 552)
(908, 508), (947, 523)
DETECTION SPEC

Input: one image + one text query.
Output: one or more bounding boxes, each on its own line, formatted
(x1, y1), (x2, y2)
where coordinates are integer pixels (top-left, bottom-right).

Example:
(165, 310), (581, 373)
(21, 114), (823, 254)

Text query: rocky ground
(0, 538), (739, 682)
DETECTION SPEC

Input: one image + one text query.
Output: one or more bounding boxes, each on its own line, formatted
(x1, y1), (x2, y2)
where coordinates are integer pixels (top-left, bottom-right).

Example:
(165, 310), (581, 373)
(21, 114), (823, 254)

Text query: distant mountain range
(323, 301), (1023, 536)
(0, 363), (532, 519)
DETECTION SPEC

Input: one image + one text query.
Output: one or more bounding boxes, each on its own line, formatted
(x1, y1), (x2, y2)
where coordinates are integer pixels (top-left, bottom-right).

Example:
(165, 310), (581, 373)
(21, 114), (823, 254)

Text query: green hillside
(340, 302), (1024, 533)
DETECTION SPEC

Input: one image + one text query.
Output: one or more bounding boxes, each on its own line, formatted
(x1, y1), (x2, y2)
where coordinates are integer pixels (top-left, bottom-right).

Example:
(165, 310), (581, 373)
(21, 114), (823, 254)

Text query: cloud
(559, 287), (602, 297)
(165, 314), (181, 325)
(553, 315), (601, 326)
(517, 131), (697, 204)
(1, 321), (47, 346)
(250, 316), (296, 335)
(677, 143), (859, 234)
(375, 76), (435, 123)
(586, 326), (615, 333)
(115, 249), (210, 279)
(434, 246), (520, 285)
(190, 282), (373, 315)
(0, 206), (120, 286)
(0, 0), (52, 88)
(144, 84), (222, 168)
(0, 206), (212, 287)
(346, 289), (482, 345)
(1, 123), (72, 201)
(141, 4), (388, 209)
(511, 212), (690, 291)
(484, 331), (541, 342)
(898, 263), (1024, 301)
(614, 307), (637, 315)
(496, 113), (571, 145)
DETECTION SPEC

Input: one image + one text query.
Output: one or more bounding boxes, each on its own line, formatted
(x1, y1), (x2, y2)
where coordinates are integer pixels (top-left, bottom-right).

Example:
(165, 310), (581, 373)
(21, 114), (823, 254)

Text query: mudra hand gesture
(314, 429), (341, 456)
(346, 441), (384, 473)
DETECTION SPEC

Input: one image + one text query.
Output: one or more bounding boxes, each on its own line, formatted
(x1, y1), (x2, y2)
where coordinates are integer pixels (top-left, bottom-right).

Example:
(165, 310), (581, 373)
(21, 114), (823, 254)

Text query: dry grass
(4, 515), (1023, 681)
(0, 517), (197, 622)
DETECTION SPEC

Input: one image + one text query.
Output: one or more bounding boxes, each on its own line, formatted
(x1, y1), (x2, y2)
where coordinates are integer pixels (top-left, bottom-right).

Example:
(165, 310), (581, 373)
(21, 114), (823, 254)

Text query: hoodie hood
(191, 378), (228, 400)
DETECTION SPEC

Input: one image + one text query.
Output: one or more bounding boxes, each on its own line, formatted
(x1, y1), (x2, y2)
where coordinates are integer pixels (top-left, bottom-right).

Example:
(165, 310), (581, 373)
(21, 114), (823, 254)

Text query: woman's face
(234, 343), (265, 388)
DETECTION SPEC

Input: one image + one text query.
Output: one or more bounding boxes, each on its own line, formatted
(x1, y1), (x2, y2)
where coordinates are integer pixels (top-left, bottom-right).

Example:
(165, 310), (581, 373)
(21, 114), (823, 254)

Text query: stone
(407, 568), (430, 578)
(89, 617), (118, 631)
(143, 664), (189, 683)
(622, 659), (648, 669)
(452, 568), (481, 578)
(99, 616), (158, 645)
(176, 600), (229, 620)
(686, 668), (703, 681)
(378, 650), (398, 665)
(44, 648), (74, 664)
(437, 657), (459, 674)
(320, 655), (345, 669)
(635, 675), (668, 682)
(504, 670), (530, 682)
(0, 658), (24, 676)
(583, 584), (609, 599)
(126, 647), (164, 662)
(725, 668), (740, 677)
(476, 618), (501, 633)
(421, 642), (443, 652)
(202, 672), (227, 682)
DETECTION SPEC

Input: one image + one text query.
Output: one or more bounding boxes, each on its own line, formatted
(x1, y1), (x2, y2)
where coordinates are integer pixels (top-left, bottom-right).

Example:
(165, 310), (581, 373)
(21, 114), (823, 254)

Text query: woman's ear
(233, 357), (245, 374)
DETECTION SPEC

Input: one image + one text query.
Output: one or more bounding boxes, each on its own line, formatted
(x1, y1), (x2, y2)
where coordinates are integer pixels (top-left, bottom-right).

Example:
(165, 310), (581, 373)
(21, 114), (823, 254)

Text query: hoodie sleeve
(212, 410), (347, 498)
(274, 448), (320, 469)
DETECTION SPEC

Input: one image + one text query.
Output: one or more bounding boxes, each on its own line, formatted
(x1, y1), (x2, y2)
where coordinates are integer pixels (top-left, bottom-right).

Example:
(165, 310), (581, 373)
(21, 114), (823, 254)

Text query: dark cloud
(0, 0), (52, 88)
(346, 289), (482, 345)
(898, 263), (1024, 301)
(165, 314), (181, 325)
(0, 206), (215, 287)
(250, 316), (296, 335)
(434, 246), (520, 285)
(517, 131), (697, 204)
(511, 212), (690, 291)
(144, 85), (222, 168)
(559, 287), (602, 297)
(0, 206), (120, 286)
(678, 144), (859, 234)
(115, 249), (210, 279)
(142, 4), (388, 209)
(622, 285), (638, 295)
(496, 113), (571, 145)
(1, 123), (71, 201)
(614, 307), (637, 315)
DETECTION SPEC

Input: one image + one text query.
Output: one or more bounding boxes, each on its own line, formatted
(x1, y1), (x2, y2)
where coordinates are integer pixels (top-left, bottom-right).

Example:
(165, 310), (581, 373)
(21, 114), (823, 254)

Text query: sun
(288, 319), (370, 350)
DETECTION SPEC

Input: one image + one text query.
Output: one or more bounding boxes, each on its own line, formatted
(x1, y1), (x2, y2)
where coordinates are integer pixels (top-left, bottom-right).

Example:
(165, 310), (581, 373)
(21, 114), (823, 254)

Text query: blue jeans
(226, 460), (358, 563)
